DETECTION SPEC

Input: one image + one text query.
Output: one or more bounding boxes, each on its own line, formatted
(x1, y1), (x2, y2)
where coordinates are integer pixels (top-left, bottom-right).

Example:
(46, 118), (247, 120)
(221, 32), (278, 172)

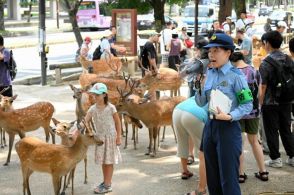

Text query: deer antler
(81, 118), (93, 135)
(123, 72), (131, 90)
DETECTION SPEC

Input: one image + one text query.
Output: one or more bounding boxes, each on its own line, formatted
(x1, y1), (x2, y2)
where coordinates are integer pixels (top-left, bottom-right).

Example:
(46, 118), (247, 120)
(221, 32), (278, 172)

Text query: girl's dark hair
(103, 93), (108, 105)
(230, 51), (244, 62)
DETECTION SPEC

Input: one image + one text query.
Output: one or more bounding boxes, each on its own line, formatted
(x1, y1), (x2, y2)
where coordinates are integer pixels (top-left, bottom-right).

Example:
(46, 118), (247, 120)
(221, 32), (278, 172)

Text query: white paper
(209, 89), (232, 114)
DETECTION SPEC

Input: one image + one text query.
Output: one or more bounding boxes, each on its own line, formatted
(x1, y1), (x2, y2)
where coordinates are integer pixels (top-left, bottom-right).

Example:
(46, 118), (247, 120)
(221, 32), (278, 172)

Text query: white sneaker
(265, 158), (283, 168)
(286, 157), (294, 167)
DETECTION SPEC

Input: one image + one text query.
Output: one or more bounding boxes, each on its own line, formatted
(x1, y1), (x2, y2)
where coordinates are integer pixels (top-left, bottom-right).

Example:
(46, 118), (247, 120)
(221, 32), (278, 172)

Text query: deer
(0, 94), (17, 148)
(0, 101), (55, 166)
(69, 83), (143, 149)
(15, 118), (104, 195)
(117, 86), (186, 157)
(138, 67), (183, 97)
(51, 118), (88, 195)
(79, 56), (126, 76)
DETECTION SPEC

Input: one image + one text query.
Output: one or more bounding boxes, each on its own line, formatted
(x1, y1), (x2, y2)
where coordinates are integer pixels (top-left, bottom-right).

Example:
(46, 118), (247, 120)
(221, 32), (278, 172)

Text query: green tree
(60, 0), (83, 47)
(219, 0), (233, 23)
(234, 0), (246, 21)
(0, 0), (6, 31)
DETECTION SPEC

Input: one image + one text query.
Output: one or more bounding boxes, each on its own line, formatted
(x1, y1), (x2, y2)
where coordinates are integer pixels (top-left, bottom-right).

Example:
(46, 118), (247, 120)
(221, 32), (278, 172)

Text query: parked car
(258, 8), (270, 16)
(137, 14), (178, 30)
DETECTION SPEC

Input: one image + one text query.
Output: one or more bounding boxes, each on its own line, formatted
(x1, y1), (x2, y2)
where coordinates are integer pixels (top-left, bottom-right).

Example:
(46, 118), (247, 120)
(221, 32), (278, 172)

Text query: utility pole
(194, 0), (199, 44)
(39, 0), (47, 85)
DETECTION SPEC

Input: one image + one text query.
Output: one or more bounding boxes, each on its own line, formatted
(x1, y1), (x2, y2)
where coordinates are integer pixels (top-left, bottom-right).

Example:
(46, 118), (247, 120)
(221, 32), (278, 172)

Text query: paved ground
(0, 82), (293, 195)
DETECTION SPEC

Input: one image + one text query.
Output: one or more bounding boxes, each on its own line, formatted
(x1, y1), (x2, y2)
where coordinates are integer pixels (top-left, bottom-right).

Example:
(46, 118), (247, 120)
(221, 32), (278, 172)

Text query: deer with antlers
(138, 67), (183, 97)
(79, 56), (127, 76)
(15, 118), (103, 195)
(117, 84), (186, 156)
(0, 101), (55, 166)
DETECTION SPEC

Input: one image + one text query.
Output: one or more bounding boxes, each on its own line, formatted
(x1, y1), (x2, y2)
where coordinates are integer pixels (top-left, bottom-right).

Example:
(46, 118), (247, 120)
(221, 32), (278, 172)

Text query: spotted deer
(0, 101), (55, 166)
(117, 86), (186, 156)
(0, 94), (17, 148)
(51, 118), (87, 195)
(15, 119), (103, 195)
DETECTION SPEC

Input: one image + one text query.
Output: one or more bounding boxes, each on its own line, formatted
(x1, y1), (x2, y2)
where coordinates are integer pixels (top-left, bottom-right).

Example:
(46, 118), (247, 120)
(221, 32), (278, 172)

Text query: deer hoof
(145, 151), (150, 155)
(60, 192), (65, 195)
(160, 139), (164, 142)
(3, 162), (8, 166)
(124, 146), (127, 149)
(0, 145), (4, 149)
(84, 181), (87, 184)
(150, 153), (156, 157)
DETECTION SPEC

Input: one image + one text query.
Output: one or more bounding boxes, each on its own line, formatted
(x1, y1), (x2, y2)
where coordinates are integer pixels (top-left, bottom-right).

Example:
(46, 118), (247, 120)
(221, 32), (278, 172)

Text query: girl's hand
(116, 136), (121, 146)
(214, 107), (232, 121)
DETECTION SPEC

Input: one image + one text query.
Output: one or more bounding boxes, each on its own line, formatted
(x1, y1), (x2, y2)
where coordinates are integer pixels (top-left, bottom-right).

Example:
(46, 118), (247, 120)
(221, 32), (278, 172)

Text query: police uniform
(195, 33), (253, 195)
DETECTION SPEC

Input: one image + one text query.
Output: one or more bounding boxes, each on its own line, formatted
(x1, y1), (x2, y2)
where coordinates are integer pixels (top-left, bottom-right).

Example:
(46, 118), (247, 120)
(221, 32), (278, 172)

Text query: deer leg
(161, 126), (166, 142)
(136, 127), (139, 144)
(151, 127), (158, 157)
(132, 124), (136, 150)
(66, 171), (72, 187)
(18, 131), (25, 139)
(26, 169), (33, 195)
(171, 125), (177, 143)
(145, 128), (152, 155)
(0, 128), (3, 148)
(3, 129), (6, 147)
(124, 117), (128, 149)
(47, 126), (56, 144)
(71, 167), (76, 195)
(52, 174), (62, 195)
(84, 156), (88, 184)
(4, 133), (15, 166)
(61, 175), (67, 195)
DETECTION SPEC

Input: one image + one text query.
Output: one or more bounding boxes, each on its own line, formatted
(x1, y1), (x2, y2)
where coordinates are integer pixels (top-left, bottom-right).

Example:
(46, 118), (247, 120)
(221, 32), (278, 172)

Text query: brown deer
(69, 83), (143, 149)
(138, 67), (183, 97)
(51, 118), (88, 195)
(0, 94), (17, 148)
(0, 101), (55, 166)
(79, 56), (126, 76)
(117, 87), (186, 156)
(15, 119), (104, 195)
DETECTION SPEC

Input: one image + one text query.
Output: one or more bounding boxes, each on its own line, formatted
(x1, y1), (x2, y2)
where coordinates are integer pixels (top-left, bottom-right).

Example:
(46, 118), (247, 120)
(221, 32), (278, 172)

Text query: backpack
(263, 55), (294, 103)
(8, 50), (17, 81)
(242, 66), (259, 116)
(92, 45), (102, 60)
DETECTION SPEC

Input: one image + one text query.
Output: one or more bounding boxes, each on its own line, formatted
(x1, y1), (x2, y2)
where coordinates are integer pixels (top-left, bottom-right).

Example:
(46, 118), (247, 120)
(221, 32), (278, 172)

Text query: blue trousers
(203, 119), (242, 195)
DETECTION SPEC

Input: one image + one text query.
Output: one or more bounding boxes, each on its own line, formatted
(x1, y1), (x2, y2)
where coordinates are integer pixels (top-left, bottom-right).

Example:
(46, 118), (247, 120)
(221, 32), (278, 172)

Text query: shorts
(239, 118), (259, 134)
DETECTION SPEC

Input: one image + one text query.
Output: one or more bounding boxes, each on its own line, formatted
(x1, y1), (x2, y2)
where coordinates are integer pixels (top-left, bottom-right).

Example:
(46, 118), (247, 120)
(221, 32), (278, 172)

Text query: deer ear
(12, 95), (18, 101)
(52, 118), (60, 126)
(69, 84), (75, 91)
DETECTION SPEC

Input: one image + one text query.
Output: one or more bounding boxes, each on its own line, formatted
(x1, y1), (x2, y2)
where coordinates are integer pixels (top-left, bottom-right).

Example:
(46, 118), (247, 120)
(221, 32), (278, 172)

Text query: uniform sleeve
(229, 75), (253, 121)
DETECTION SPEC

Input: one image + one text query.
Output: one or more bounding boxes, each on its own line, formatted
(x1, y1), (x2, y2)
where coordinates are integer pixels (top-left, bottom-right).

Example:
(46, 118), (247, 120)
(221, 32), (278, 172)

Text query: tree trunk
(149, 0), (166, 32)
(0, 1), (4, 31)
(234, 0), (246, 21)
(63, 0), (83, 47)
(219, 0), (233, 24)
(27, 0), (33, 23)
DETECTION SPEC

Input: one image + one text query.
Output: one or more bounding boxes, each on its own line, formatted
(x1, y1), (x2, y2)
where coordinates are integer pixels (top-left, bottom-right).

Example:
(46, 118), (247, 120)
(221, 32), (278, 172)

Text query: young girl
(85, 82), (122, 194)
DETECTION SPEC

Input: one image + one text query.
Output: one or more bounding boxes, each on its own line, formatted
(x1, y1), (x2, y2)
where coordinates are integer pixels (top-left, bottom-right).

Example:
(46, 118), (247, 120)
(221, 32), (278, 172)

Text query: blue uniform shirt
(195, 61), (253, 121)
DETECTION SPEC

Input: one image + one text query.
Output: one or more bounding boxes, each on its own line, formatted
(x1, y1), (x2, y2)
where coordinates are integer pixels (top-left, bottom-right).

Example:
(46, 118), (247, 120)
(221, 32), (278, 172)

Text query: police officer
(195, 33), (253, 195)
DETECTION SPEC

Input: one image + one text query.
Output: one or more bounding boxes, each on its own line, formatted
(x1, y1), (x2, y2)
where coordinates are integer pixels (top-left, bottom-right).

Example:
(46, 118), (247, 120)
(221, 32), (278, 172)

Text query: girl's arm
(113, 112), (122, 145)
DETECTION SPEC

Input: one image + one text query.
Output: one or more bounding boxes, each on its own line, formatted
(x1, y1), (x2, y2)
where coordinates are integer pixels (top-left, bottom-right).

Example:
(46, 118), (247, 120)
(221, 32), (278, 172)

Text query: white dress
(88, 103), (122, 165)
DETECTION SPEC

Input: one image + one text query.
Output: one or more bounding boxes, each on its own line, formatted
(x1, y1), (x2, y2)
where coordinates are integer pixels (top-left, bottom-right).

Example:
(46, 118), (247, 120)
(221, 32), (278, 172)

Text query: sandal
(185, 189), (207, 195)
(239, 173), (248, 183)
(187, 155), (195, 165)
(255, 171), (269, 181)
(181, 171), (193, 180)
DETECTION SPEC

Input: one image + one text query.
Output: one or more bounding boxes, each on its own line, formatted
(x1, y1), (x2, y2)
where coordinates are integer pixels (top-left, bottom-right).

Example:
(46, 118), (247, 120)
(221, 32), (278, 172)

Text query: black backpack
(8, 50), (17, 81)
(92, 45), (102, 60)
(264, 55), (294, 103)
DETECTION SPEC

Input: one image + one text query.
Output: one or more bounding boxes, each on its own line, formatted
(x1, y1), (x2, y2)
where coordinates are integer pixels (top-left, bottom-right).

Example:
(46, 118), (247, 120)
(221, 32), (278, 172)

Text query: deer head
(51, 118), (75, 137)
(0, 95), (17, 110)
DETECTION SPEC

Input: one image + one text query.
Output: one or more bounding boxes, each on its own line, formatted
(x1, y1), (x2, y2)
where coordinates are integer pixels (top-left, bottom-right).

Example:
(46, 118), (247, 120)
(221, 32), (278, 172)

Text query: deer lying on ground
(0, 101), (55, 166)
(117, 86), (186, 156)
(0, 94), (17, 148)
(79, 56), (126, 76)
(69, 83), (143, 149)
(138, 67), (183, 97)
(15, 118), (103, 195)
(51, 118), (88, 195)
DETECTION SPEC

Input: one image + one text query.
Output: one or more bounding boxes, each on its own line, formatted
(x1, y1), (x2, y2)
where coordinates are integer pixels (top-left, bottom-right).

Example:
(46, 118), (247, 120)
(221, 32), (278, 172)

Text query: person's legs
(239, 132), (246, 182)
(259, 113), (269, 153)
(188, 137), (194, 164)
(247, 134), (266, 172)
(198, 150), (207, 192)
(262, 105), (281, 160)
(102, 164), (113, 186)
(278, 104), (294, 158)
(168, 56), (177, 71)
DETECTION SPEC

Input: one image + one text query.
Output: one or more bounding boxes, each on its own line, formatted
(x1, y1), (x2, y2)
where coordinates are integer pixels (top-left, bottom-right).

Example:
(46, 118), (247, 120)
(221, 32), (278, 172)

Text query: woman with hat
(194, 33), (253, 195)
(80, 36), (92, 60)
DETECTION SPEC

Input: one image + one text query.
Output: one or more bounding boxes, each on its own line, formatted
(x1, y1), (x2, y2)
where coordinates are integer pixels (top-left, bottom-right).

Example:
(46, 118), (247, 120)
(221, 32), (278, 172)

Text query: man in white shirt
(160, 21), (173, 54)
(236, 11), (248, 31)
(222, 16), (232, 35)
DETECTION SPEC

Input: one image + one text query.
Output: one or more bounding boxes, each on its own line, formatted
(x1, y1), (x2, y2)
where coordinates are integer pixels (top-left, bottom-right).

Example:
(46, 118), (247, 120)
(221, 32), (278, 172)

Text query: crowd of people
(136, 11), (294, 195)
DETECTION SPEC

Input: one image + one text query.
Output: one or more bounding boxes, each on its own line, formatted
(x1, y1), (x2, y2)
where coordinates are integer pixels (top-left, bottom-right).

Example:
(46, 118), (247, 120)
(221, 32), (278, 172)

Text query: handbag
(185, 39), (193, 48)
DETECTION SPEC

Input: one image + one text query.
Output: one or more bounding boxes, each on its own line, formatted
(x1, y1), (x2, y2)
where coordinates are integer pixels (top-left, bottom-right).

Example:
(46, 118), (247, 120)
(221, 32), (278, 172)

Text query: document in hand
(209, 89), (232, 114)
